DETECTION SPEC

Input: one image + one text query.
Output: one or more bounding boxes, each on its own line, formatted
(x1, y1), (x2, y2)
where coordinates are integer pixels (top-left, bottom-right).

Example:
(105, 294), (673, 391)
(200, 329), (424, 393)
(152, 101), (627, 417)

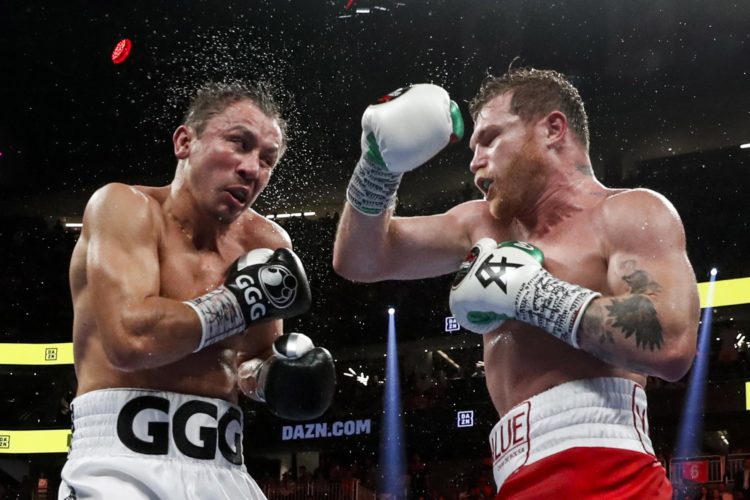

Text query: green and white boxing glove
(347, 84), (465, 215)
(449, 239), (600, 348)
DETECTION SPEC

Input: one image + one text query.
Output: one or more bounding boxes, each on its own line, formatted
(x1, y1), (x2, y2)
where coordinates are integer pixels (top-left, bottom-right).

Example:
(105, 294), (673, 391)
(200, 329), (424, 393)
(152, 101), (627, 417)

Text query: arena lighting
(266, 211), (315, 219)
(710, 268), (718, 276)
(740, 143), (750, 149)
(387, 306), (395, 315)
(675, 269), (718, 458)
(436, 349), (460, 370)
(379, 308), (405, 497)
(696, 276), (750, 307)
(62, 213), (324, 225)
(0, 430), (71, 454)
(0, 343), (73, 365)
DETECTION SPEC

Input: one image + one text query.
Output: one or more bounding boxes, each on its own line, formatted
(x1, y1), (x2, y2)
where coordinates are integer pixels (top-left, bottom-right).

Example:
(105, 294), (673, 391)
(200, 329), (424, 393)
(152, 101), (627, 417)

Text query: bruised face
(174, 100), (283, 222)
(469, 92), (548, 224)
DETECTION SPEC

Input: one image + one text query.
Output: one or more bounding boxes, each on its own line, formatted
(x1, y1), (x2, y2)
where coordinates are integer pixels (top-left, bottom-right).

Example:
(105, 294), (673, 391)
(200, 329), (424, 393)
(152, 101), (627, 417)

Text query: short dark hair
(469, 67), (589, 150)
(183, 81), (288, 156)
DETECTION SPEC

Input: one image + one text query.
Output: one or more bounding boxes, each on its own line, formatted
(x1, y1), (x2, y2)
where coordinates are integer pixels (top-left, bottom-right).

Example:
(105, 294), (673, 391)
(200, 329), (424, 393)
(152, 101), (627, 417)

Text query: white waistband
(489, 377), (654, 491)
(68, 388), (245, 468)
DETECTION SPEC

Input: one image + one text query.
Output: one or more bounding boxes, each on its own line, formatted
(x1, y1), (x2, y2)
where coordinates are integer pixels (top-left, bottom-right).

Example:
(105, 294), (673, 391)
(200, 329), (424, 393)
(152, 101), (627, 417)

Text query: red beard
(488, 137), (548, 225)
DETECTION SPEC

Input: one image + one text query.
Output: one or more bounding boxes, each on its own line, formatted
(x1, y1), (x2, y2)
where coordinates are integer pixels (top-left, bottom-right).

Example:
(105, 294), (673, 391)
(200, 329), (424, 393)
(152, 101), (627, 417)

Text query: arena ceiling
(2, 0), (749, 221)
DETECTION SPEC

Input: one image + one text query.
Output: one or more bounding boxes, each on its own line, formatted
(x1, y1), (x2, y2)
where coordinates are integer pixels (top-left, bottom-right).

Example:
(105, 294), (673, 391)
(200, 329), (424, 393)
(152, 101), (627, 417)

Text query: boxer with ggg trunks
(60, 82), (336, 500)
(333, 69), (699, 499)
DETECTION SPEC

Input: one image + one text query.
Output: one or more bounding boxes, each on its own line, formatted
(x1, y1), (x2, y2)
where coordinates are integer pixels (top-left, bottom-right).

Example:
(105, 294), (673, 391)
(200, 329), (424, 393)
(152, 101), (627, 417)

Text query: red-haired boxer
(333, 71), (698, 499)
(60, 82), (335, 500)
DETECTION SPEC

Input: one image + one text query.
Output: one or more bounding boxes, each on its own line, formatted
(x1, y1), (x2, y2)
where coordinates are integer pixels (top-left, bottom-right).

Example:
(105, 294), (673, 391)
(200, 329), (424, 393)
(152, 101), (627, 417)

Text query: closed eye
(479, 131), (500, 148)
(260, 156), (275, 169)
(471, 126), (502, 151)
(229, 137), (249, 150)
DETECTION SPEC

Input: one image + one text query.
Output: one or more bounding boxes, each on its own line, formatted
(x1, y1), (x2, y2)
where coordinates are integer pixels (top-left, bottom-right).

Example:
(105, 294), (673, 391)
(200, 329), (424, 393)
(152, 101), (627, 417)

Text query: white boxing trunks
(58, 389), (266, 500)
(490, 377), (670, 499)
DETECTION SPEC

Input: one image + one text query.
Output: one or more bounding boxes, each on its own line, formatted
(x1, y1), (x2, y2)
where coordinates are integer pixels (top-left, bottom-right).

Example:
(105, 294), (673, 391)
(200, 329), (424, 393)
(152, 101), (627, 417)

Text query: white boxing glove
(449, 239), (600, 348)
(347, 84), (464, 215)
(362, 84), (463, 172)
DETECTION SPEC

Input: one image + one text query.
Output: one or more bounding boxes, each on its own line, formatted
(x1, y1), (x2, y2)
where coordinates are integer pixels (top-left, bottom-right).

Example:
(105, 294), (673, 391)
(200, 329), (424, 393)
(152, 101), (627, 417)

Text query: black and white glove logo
(452, 246), (481, 288)
(259, 265), (298, 309)
(475, 255), (522, 293)
(375, 85), (412, 104)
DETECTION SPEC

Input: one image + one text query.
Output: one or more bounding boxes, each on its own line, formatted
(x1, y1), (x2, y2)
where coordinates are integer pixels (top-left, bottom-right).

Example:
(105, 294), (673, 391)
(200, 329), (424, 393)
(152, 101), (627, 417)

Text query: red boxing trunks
(490, 377), (671, 499)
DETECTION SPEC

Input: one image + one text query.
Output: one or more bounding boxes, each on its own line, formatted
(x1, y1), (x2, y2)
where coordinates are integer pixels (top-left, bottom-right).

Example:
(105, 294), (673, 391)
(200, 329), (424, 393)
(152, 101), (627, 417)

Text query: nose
(469, 147), (485, 175)
(236, 153), (261, 181)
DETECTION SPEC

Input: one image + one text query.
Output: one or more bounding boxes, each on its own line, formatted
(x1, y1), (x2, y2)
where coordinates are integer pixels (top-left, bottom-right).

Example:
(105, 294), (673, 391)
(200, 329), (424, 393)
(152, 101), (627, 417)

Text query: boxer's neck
(164, 183), (234, 251)
(515, 158), (605, 237)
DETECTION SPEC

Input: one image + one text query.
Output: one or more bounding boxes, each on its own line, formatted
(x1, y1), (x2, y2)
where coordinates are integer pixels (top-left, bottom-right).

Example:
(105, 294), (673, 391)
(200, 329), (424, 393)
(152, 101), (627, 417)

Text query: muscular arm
(333, 200), (484, 282)
(83, 183), (204, 371)
(577, 190), (700, 381)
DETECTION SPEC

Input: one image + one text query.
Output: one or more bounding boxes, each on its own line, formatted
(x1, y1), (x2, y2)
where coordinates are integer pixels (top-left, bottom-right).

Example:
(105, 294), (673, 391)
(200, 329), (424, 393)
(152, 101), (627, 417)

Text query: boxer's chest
(157, 231), (246, 301)
(522, 221), (610, 293)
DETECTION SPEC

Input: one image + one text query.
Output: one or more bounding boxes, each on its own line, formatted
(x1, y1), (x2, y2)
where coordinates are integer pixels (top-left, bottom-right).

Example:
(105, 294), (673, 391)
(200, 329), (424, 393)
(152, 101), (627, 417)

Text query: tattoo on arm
(581, 302), (614, 345)
(607, 267), (664, 351)
(621, 269), (662, 294)
(606, 296), (663, 351)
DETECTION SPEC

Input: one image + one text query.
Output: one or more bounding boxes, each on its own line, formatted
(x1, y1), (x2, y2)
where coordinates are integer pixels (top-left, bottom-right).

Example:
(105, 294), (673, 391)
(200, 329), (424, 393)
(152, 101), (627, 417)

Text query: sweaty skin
(70, 100), (289, 403)
(333, 91), (699, 415)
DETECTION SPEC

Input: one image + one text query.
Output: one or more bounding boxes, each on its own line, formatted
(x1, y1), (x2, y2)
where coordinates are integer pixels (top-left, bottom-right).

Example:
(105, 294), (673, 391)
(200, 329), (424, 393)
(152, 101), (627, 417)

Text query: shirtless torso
(70, 183), (288, 403)
(333, 86), (697, 416)
(333, 73), (696, 499)
(460, 191), (639, 414)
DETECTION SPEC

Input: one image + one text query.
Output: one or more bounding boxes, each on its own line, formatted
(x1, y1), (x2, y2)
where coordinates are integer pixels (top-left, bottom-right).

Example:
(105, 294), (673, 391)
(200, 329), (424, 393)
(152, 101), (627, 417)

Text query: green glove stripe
(498, 240), (544, 264)
(449, 101), (465, 141)
(467, 311), (511, 325)
(365, 132), (387, 169)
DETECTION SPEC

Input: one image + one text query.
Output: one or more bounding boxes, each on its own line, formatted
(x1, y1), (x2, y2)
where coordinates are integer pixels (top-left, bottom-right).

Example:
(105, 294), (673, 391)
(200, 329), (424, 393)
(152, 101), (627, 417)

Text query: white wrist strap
(238, 358), (269, 403)
(515, 269), (600, 348)
(184, 285), (246, 352)
(346, 156), (403, 216)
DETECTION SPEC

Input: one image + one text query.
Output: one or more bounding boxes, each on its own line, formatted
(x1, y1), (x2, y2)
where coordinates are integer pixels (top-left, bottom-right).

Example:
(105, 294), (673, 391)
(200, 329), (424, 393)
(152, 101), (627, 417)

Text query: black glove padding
(264, 345), (336, 421)
(224, 248), (311, 324)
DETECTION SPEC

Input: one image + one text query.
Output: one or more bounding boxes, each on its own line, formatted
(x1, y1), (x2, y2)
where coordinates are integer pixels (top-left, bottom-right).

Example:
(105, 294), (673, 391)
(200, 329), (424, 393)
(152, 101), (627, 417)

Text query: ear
(173, 125), (193, 159)
(543, 111), (567, 148)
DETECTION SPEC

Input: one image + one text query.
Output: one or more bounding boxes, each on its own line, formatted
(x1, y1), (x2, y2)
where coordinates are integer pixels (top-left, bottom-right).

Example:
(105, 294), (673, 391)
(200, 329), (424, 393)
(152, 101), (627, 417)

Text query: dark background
(2, 0), (749, 224)
(2, 1), (750, 498)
